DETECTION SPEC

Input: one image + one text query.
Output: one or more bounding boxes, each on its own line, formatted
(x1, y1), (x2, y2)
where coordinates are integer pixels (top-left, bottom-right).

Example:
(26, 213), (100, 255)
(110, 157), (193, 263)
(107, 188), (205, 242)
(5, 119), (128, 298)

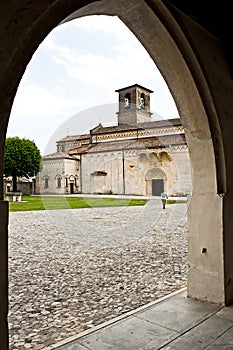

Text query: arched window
(140, 93), (145, 109)
(55, 175), (62, 188)
(43, 176), (49, 189)
(57, 177), (61, 188)
(124, 93), (131, 108)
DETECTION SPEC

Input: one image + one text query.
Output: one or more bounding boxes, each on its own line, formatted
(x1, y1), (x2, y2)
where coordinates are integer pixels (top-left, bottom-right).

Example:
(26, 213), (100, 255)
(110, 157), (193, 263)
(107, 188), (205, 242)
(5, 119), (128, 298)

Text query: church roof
(57, 134), (89, 142)
(115, 84), (154, 93)
(90, 118), (182, 135)
(43, 152), (77, 160)
(56, 118), (182, 144)
(69, 134), (186, 155)
(69, 144), (94, 155)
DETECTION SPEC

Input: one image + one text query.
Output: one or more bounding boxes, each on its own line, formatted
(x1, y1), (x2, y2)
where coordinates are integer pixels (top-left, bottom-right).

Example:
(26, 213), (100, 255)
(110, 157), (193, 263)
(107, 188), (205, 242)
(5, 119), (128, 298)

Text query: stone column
(183, 102), (225, 305)
(0, 200), (9, 349)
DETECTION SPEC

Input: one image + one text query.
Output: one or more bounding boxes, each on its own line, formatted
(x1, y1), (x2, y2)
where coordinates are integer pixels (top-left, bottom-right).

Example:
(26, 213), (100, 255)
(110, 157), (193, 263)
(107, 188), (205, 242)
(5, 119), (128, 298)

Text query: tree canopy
(4, 137), (42, 192)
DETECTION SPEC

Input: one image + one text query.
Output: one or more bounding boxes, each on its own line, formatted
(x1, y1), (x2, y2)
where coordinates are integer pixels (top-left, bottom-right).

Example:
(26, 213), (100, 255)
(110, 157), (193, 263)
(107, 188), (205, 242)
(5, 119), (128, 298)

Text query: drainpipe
(79, 154), (82, 193)
(122, 150), (125, 194)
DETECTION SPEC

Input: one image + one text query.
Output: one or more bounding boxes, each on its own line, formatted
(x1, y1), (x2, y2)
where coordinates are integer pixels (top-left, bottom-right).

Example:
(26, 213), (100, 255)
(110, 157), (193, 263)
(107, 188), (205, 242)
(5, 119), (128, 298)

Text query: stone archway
(69, 175), (75, 194)
(0, 1), (232, 347)
(145, 167), (167, 196)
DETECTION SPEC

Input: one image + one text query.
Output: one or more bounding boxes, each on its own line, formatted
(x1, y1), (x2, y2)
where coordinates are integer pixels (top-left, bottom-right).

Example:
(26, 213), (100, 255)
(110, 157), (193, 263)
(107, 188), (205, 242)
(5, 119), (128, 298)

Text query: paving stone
(8, 201), (188, 349)
(162, 315), (233, 349)
(79, 315), (178, 350)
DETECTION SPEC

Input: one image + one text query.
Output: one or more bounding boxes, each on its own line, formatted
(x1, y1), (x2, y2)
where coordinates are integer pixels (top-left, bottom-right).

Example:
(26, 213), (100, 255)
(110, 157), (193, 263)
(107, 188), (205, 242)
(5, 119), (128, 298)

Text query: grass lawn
(167, 199), (187, 204)
(8, 195), (148, 212)
(7, 196), (187, 212)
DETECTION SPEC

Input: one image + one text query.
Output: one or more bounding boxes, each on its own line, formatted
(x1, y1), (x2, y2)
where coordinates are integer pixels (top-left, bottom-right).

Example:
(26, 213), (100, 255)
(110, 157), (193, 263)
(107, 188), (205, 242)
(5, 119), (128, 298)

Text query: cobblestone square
(8, 199), (188, 349)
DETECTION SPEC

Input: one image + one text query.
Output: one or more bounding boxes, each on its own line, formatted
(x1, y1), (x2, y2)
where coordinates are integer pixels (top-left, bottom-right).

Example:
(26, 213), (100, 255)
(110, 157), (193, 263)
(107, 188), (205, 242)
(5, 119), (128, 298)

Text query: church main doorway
(152, 179), (164, 196)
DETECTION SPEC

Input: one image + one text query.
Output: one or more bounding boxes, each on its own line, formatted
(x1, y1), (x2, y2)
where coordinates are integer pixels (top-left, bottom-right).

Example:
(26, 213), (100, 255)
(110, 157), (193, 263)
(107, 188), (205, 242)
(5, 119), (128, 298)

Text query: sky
(6, 15), (179, 155)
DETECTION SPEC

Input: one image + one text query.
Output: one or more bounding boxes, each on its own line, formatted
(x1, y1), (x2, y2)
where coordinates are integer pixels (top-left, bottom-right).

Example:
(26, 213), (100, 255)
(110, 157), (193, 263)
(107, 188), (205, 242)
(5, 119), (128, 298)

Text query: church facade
(38, 84), (192, 197)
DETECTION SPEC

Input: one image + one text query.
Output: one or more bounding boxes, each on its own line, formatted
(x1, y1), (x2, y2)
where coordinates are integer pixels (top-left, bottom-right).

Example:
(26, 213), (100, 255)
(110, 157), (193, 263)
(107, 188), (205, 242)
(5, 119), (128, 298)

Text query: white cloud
(42, 26), (162, 93)
(11, 85), (80, 120)
(70, 15), (133, 41)
(53, 52), (119, 88)
(8, 84), (82, 153)
(43, 39), (79, 64)
(8, 15), (179, 153)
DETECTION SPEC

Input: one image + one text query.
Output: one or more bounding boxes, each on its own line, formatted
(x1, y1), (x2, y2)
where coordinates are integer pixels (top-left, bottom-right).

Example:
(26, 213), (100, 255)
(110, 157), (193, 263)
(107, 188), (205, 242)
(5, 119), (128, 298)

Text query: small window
(65, 177), (68, 187)
(56, 176), (62, 188)
(124, 93), (131, 108)
(140, 93), (145, 109)
(44, 177), (49, 189)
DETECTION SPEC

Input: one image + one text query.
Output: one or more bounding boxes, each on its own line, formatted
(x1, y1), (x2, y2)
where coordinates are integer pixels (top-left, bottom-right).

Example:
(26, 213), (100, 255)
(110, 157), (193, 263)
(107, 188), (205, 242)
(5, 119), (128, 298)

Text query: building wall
(64, 159), (80, 194)
(124, 150), (147, 195)
(38, 158), (79, 194)
(81, 152), (124, 194)
(57, 139), (90, 153)
(80, 147), (192, 196)
(171, 146), (193, 196)
(88, 125), (184, 144)
(4, 179), (35, 195)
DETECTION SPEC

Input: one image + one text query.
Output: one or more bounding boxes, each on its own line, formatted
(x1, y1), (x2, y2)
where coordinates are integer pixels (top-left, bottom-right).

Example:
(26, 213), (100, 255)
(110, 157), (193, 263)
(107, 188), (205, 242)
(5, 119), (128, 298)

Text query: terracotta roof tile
(43, 152), (77, 160)
(56, 119), (182, 142)
(69, 144), (94, 155)
(69, 134), (186, 155)
(57, 134), (90, 142)
(90, 118), (182, 134)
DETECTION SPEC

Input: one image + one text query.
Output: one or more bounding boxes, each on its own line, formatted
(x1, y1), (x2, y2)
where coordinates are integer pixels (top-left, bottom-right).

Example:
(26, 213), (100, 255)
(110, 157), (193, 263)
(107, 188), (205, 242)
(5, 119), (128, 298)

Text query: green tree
(4, 137), (42, 192)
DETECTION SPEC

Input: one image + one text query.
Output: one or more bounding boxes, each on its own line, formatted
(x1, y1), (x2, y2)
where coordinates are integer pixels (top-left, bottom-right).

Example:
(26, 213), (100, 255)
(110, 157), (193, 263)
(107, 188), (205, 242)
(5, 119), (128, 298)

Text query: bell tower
(115, 84), (153, 125)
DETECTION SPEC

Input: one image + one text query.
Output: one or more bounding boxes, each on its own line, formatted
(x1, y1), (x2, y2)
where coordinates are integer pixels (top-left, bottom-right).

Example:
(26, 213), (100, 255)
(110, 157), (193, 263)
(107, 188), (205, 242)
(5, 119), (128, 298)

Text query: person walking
(161, 191), (168, 209)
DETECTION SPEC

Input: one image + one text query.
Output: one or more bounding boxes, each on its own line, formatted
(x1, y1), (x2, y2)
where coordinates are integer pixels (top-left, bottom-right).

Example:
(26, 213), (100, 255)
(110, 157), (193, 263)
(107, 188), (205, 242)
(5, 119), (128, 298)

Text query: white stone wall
(38, 159), (64, 194)
(123, 148), (180, 196)
(81, 152), (124, 194)
(38, 158), (79, 194)
(80, 146), (192, 196)
(124, 151), (147, 195)
(170, 146), (192, 196)
(39, 145), (191, 197)
(64, 159), (80, 194)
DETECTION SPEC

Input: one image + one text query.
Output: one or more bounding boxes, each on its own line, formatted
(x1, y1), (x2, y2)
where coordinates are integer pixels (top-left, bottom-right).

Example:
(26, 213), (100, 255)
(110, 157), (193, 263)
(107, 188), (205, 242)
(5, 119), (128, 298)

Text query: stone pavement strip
(8, 199), (188, 349)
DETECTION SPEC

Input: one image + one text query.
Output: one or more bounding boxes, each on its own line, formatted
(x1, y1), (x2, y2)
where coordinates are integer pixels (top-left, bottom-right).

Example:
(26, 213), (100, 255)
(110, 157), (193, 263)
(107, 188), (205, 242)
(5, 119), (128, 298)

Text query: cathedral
(38, 84), (192, 197)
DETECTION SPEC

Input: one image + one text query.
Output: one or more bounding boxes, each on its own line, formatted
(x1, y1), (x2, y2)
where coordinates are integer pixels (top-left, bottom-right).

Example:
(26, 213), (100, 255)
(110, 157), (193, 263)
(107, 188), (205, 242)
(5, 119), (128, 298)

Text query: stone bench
(6, 192), (22, 202)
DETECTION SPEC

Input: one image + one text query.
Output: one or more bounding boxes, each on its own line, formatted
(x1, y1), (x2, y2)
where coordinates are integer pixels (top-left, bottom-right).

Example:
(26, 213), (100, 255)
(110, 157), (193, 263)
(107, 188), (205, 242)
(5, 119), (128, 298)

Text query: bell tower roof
(115, 83), (153, 94)
(115, 84), (153, 125)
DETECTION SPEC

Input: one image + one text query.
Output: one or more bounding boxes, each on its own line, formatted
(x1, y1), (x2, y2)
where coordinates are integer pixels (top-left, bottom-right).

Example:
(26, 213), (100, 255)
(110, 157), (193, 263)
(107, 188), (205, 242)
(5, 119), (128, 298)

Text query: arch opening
(6, 11), (191, 348)
(0, 1), (228, 349)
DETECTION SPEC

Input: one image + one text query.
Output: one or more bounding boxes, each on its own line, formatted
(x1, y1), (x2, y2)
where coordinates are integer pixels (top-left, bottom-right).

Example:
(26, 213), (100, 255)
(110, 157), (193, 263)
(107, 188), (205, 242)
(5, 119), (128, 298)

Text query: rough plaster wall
(124, 153), (146, 195)
(117, 1), (227, 304)
(171, 150), (192, 196)
(168, 4), (233, 305)
(82, 152), (124, 194)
